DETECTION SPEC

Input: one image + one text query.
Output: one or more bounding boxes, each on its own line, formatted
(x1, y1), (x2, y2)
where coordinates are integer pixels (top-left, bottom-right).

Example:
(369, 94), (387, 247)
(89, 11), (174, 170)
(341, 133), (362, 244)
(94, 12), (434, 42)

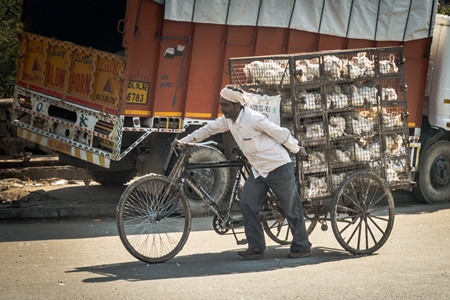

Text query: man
(171, 84), (311, 259)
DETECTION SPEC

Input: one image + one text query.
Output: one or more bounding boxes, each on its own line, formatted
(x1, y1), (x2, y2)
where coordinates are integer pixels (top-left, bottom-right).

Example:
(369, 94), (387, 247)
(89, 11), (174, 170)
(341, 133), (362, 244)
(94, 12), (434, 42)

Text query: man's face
(220, 97), (241, 120)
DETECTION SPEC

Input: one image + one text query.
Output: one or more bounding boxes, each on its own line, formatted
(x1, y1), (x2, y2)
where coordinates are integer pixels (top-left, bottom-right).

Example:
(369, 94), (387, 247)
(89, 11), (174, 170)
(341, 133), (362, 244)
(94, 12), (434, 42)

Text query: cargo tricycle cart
(228, 46), (414, 255)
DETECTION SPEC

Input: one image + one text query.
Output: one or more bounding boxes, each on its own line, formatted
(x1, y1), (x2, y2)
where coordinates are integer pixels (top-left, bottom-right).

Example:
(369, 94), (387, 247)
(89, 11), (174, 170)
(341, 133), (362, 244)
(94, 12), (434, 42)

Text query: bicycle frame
(169, 144), (246, 226)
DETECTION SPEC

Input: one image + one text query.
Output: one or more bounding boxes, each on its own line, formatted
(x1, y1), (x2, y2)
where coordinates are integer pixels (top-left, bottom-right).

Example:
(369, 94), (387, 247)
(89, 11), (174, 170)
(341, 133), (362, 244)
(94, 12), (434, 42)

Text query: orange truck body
(12, 0), (436, 173)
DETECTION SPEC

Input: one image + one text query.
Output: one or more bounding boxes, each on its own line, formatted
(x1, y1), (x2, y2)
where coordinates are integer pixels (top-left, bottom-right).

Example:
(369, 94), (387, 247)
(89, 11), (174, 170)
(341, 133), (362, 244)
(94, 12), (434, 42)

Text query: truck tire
(412, 140), (450, 204)
(168, 146), (230, 217)
(90, 169), (138, 186)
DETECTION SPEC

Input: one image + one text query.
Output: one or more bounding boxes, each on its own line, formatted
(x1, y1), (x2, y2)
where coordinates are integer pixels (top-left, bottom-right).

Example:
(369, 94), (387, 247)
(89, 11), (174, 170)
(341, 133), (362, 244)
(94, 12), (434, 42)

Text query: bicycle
(116, 141), (316, 263)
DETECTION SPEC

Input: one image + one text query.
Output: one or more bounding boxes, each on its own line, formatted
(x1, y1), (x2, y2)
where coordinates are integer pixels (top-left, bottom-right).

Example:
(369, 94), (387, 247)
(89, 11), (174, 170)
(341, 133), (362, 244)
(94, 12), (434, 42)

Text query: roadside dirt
(0, 177), (82, 205)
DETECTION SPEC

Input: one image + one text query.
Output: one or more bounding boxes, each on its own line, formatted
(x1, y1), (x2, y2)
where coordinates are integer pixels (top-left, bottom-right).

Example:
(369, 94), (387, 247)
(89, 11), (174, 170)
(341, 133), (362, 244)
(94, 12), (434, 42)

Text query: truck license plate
(48, 138), (72, 155)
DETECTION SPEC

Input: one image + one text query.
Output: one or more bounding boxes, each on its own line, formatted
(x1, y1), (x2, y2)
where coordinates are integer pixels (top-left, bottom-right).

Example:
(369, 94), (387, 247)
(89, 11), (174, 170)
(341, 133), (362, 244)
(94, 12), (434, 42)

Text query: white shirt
(181, 107), (300, 178)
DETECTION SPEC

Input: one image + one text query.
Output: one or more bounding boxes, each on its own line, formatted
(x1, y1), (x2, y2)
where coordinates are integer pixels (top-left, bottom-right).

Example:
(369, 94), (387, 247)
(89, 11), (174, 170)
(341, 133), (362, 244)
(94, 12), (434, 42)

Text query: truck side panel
(120, 0), (161, 118)
(254, 27), (287, 56)
(219, 26), (259, 105)
(184, 24), (224, 120)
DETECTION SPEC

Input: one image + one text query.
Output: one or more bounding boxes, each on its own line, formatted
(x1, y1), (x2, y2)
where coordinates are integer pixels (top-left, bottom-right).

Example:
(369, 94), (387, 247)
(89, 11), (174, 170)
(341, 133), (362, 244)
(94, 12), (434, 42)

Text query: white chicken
(350, 85), (365, 106)
(385, 135), (395, 154)
(381, 87), (398, 101)
(329, 116), (346, 133)
(328, 124), (341, 138)
(303, 151), (327, 172)
(324, 55), (342, 80)
(348, 64), (365, 79)
(243, 61), (264, 83)
(382, 114), (396, 128)
(355, 143), (373, 161)
(244, 60), (290, 85)
(352, 116), (374, 134)
(352, 52), (374, 69)
(367, 140), (381, 158)
(296, 59), (320, 79)
(358, 86), (378, 105)
(298, 92), (321, 110)
(260, 60), (290, 85)
(302, 123), (324, 139)
(327, 92), (349, 109)
(379, 54), (398, 74)
(391, 134), (404, 155)
(386, 163), (399, 182)
(332, 173), (347, 187)
(305, 176), (328, 198)
(333, 149), (351, 163)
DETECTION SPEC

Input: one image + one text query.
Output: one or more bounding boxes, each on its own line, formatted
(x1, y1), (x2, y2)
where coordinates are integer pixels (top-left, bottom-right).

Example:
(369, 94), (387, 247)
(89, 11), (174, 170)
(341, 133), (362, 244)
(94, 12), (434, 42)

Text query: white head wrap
(220, 87), (246, 106)
(220, 87), (257, 106)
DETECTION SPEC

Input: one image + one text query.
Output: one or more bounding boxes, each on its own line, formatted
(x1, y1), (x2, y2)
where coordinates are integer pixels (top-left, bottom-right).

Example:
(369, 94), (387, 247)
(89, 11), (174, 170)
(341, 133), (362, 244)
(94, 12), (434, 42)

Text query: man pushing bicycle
(171, 84), (311, 259)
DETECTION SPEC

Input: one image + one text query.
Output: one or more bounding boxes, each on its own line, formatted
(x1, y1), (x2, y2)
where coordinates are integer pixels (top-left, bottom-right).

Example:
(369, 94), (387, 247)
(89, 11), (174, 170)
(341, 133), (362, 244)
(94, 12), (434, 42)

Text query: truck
(11, 0), (448, 216)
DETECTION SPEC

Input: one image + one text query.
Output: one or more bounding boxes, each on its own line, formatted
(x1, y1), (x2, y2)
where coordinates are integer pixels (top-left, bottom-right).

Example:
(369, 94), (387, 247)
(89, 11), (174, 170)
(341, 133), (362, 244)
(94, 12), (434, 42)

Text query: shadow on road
(66, 245), (361, 282)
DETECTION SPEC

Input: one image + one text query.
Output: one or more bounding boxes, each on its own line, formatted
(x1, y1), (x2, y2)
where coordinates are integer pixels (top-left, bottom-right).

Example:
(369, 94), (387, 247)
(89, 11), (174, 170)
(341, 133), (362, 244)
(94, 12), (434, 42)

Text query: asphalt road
(1, 201), (450, 300)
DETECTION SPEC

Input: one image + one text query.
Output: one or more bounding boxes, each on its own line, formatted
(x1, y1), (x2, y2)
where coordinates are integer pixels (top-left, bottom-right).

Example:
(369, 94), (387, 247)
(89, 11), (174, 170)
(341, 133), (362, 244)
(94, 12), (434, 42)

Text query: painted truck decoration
(11, 1), (450, 216)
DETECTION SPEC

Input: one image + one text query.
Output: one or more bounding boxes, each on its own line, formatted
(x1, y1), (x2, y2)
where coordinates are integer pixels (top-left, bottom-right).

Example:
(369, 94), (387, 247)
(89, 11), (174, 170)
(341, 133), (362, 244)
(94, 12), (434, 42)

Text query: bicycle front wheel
(116, 174), (191, 263)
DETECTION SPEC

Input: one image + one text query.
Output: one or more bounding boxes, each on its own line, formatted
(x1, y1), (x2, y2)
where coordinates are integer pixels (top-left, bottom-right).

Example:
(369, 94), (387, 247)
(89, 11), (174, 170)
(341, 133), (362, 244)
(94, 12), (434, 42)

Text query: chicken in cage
(295, 57), (320, 81)
(304, 176), (329, 199)
(303, 150), (327, 172)
(242, 59), (290, 85)
(349, 83), (378, 106)
(379, 77), (405, 103)
(386, 163), (400, 183)
(385, 133), (406, 156)
(296, 89), (322, 111)
(298, 121), (325, 140)
(382, 107), (406, 129)
(331, 172), (347, 189)
(358, 135), (381, 159)
(328, 115), (347, 138)
(348, 111), (377, 135)
(229, 46), (411, 197)
(379, 53), (399, 74)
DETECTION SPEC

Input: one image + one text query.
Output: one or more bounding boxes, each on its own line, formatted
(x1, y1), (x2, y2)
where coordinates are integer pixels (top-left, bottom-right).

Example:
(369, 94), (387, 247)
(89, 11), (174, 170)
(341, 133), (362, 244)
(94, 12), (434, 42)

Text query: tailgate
(17, 33), (126, 113)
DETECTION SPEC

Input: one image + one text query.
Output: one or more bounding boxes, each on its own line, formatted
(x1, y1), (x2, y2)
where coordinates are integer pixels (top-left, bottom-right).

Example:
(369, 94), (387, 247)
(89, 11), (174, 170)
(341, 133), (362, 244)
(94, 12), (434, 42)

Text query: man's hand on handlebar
(171, 139), (184, 149)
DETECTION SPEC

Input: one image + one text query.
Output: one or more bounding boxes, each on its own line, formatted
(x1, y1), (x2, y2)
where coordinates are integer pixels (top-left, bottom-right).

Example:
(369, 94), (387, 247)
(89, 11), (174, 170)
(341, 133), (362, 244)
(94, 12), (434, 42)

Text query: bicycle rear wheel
(116, 174), (191, 263)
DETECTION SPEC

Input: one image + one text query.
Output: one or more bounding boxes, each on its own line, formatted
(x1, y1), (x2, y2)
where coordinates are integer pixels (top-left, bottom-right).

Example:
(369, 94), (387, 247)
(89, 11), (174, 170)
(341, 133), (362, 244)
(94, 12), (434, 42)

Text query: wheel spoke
(367, 215), (388, 234)
(340, 191), (364, 212)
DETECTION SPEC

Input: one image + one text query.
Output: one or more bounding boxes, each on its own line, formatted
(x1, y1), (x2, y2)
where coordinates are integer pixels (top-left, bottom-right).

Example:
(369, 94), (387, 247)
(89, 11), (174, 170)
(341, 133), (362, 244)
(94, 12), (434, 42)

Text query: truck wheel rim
(430, 156), (450, 189)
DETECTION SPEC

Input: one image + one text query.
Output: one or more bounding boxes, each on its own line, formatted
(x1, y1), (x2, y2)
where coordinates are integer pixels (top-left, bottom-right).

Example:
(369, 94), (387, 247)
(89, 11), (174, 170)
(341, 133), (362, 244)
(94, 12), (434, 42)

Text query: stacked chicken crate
(229, 46), (413, 201)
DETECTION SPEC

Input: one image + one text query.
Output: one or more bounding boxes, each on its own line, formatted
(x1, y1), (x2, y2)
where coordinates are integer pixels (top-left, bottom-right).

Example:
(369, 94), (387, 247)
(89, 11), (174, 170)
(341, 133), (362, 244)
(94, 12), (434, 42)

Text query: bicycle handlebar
(172, 140), (218, 151)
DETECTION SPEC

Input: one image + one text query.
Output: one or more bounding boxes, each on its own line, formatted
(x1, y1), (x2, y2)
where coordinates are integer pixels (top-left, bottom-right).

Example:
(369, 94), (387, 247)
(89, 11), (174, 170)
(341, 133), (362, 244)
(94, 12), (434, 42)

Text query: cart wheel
(330, 171), (394, 255)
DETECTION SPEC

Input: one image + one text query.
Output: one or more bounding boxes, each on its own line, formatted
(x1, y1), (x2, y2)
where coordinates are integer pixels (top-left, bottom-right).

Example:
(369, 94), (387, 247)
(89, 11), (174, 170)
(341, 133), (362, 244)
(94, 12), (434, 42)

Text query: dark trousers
(241, 163), (310, 252)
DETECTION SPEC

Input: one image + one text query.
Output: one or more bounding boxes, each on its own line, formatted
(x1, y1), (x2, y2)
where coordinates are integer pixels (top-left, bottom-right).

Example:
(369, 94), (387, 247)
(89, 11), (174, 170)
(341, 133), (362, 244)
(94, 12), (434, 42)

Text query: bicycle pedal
(237, 239), (248, 245)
